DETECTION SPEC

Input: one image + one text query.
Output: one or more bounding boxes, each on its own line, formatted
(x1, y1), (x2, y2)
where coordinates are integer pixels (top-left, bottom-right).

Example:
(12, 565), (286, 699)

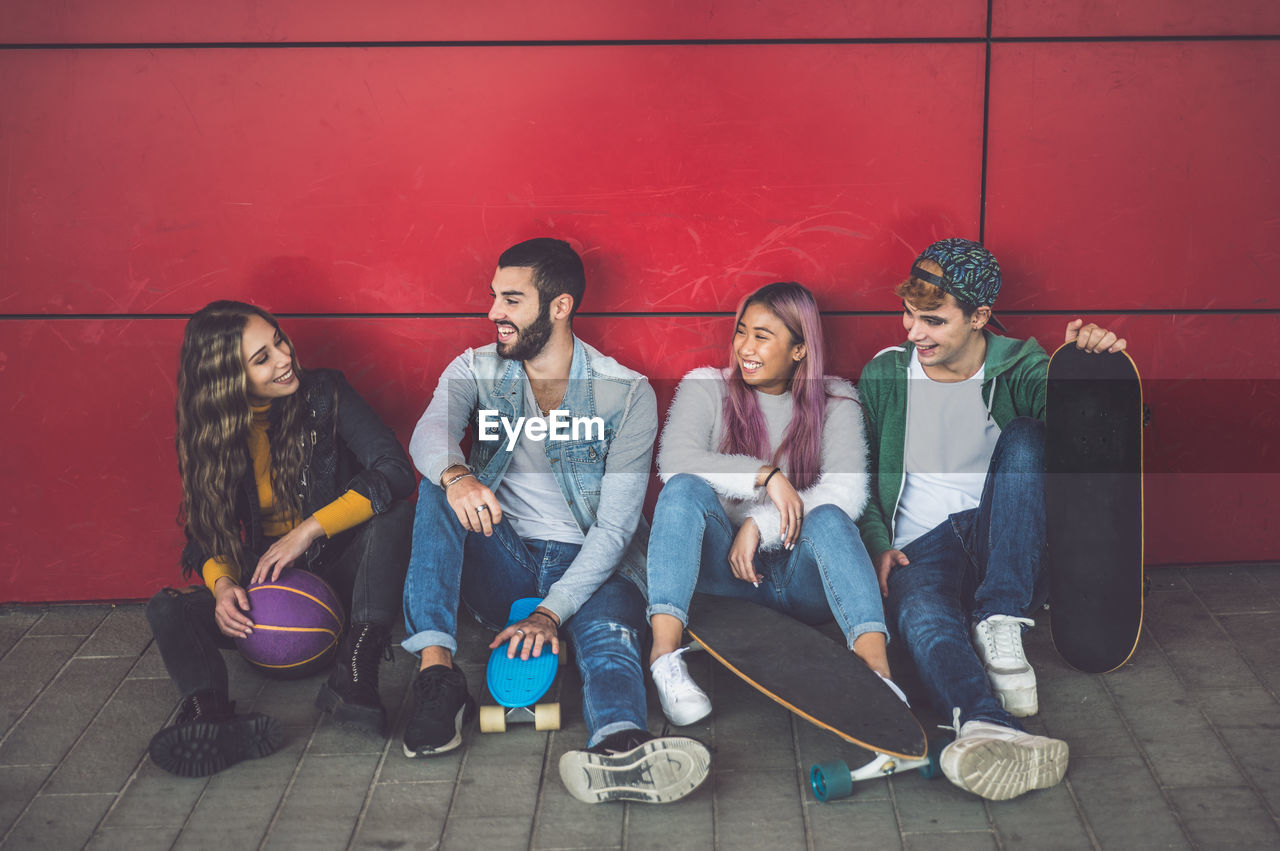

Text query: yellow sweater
(201, 404), (373, 588)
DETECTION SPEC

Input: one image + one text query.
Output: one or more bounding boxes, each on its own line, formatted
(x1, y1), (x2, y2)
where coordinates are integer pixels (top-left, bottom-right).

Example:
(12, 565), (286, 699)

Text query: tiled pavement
(2, 564), (1279, 850)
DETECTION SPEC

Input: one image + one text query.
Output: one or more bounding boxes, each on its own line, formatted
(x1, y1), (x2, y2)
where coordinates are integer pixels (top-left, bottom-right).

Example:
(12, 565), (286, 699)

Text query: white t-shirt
(892, 350), (1001, 550)
(493, 378), (586, 545)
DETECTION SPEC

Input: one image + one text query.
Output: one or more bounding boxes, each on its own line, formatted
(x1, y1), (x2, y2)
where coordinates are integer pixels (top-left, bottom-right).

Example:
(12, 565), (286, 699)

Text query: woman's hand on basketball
(490, 608), (559, 660)
(251, 517), (325, 585)
(763, 468), (805, 549)
(1065, 319), (1127, 354)
(875, 549), (910, 598)
(729, 519), (764, 585)
(213, 576), (254, 638)
(445, 476), (503, 536)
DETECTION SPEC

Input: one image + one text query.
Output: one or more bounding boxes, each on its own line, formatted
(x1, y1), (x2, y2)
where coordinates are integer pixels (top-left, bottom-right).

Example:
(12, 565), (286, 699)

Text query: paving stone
(126, 641), (169, 680)
(1144, 591), (1261, 690)
(714, 769), (806, 850)
(532, 755), (625, 850)
(440, 815), (533, 850)
(173, 736), (306, 849)
(102, 758), (208, 829)
(807, 797), (900, 850)
(989, 779), (1092, 849)
(623, 790), (710, 851)
(893, 763), (991, 834)
(1066, 756), (1191, 849)
(29, 605), (112, 637)
(77, 605), (153, 659)
(85, 825), (182, 850)
(902, 831), (998, 850)
(1219, 612), (1280, 694)
(0, 656), (133, 766)
(0, 635), (83, 735)
(1183, 565), (1276, 615)
(1196, 687), (1280, 814)
(249, 674), (327, 727)
(1246, 565), (1280, 601)
(1037, 675), (1133, 758)
(450, 749), (544, 817)
(0, 764), (52, 836)
(1166, 785), (1280, 848)
(349, 781), (451, 850)
(265, 753), (379, 850)
(1147, 569), (1191, 592)
(45, 677), (172, 794)
(0, 610), (39, 657)
(3, 792), (114, 851)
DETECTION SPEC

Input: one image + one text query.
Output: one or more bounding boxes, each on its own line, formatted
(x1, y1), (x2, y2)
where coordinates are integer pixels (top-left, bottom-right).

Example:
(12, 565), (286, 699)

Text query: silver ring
(475, 505), (489, 513)
(514, 628), (525, 637)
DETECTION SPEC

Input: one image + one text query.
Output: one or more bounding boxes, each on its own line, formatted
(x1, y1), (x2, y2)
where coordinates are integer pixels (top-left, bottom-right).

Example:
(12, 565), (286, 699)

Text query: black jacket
(180, 368), (415, 577)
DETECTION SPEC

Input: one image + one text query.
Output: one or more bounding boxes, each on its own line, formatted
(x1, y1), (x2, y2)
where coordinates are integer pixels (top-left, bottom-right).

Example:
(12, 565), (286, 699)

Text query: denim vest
(465, 338), (652, 597)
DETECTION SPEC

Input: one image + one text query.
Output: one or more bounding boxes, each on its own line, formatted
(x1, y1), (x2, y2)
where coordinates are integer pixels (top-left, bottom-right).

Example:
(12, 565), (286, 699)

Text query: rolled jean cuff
(847, 620), (890, 651)
(587, 721), (646, 750)
(645, 602), (689, 626)
(401, 629), (457, 657)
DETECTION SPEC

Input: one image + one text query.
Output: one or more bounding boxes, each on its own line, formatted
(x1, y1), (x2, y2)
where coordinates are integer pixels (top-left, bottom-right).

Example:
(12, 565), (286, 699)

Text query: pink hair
(718, 282), (834, 491)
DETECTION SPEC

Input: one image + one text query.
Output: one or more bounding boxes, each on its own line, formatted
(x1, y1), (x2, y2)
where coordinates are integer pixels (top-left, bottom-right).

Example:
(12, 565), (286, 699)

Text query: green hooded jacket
(856, 331), (1049, 558)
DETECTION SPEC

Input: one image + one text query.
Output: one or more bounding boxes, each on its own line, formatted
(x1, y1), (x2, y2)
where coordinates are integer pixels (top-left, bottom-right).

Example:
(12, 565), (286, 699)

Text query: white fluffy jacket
(656, 367), (871, 550)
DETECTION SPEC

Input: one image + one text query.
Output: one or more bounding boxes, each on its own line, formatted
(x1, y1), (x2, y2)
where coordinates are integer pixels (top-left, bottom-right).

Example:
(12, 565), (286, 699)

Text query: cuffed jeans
(402, 481), (647, 748)
(646, 473), (888, 649)
(887, 417), (1049, 729)
(146, 501), (413, 699)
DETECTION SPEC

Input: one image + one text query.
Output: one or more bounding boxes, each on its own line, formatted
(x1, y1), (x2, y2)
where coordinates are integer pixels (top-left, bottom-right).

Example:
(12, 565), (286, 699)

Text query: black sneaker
(148, 691), (283, 778)
(558, 729), (711, 804)
(402, 664), (476, 757)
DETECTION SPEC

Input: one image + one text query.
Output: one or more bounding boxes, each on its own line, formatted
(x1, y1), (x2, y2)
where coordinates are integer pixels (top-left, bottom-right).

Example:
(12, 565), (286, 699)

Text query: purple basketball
(235, 568), (344, 678)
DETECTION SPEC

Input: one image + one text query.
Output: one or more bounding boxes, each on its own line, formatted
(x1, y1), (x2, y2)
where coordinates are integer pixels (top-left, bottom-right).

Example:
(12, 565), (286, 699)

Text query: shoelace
(414, 670), (460, 711)
(978, 615), (1035, 663)
(940, 706), (964, 736)
(654, 649), (698, 695)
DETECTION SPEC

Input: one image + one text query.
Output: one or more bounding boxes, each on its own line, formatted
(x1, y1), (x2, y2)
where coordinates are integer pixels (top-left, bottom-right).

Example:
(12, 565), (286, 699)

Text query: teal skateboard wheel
(810, 760), (852, 801)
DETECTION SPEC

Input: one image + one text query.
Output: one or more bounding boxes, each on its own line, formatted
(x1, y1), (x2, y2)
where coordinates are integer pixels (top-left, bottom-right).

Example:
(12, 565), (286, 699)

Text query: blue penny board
(486, 597), (558, 708)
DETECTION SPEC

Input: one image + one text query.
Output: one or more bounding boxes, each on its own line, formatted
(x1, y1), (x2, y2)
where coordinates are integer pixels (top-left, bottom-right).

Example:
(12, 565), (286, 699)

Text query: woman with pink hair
(646, 282), (898, 726)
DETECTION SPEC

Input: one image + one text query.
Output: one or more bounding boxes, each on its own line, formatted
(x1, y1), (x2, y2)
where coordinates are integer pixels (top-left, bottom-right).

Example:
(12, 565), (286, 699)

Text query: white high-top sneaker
(972, 615), (1038, 716)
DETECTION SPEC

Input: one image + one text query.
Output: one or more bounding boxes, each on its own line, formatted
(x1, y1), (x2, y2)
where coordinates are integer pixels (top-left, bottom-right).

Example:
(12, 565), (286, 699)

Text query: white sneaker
(972, 615), (1038, 716)
(650, 649), (712, 726)
(940, 719), (1069, 801)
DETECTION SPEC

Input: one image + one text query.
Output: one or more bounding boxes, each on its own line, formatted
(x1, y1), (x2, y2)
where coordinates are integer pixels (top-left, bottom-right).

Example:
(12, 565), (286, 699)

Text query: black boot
(148, 690), (282, 777)
(316, 622), (393, 736)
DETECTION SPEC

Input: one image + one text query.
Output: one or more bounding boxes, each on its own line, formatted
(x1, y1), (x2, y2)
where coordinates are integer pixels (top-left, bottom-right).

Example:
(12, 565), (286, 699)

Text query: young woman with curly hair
(146, 300), (414, 777)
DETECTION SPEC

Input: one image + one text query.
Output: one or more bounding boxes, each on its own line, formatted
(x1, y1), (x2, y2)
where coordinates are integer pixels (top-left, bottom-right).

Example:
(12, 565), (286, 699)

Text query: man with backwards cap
(857, 238), (1126, 800)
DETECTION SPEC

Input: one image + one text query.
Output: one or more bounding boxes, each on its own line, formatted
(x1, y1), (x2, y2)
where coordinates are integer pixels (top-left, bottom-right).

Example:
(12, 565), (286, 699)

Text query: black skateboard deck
(685, 595), (927, 760)
(1045, 343), (1144, 673)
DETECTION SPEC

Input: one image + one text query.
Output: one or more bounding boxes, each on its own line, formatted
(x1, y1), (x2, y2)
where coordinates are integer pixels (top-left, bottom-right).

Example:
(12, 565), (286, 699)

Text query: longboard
(1045, 343), (1144, 674)
(684, 594), (937, 801)
(479, 597), (561, 733)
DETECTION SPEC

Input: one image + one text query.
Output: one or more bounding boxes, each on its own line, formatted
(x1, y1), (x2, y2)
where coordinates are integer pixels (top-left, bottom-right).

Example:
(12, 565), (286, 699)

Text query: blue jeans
(887, 417), (1049, 729)
(402, 481), (647, 747)
(646, 474), (888, 648)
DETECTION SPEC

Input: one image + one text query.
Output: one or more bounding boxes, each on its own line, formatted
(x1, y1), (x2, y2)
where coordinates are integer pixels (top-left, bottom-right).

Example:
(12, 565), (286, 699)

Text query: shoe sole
(402, 696), (476, 758)
(941, 737), (1069, 801)
(558, 737), (711, 804)
(149, 715), (282, 778)
(315, 683), (389, 737)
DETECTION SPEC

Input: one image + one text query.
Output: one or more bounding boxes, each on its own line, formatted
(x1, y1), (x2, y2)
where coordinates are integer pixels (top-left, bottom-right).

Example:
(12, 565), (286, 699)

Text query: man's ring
(475, 505), (489, 514)
(514, 628), (525, 637)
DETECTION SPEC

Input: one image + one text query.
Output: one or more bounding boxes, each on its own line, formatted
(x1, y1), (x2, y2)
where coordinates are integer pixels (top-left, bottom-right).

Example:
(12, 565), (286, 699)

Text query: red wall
(2, 2), (1277, 602)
